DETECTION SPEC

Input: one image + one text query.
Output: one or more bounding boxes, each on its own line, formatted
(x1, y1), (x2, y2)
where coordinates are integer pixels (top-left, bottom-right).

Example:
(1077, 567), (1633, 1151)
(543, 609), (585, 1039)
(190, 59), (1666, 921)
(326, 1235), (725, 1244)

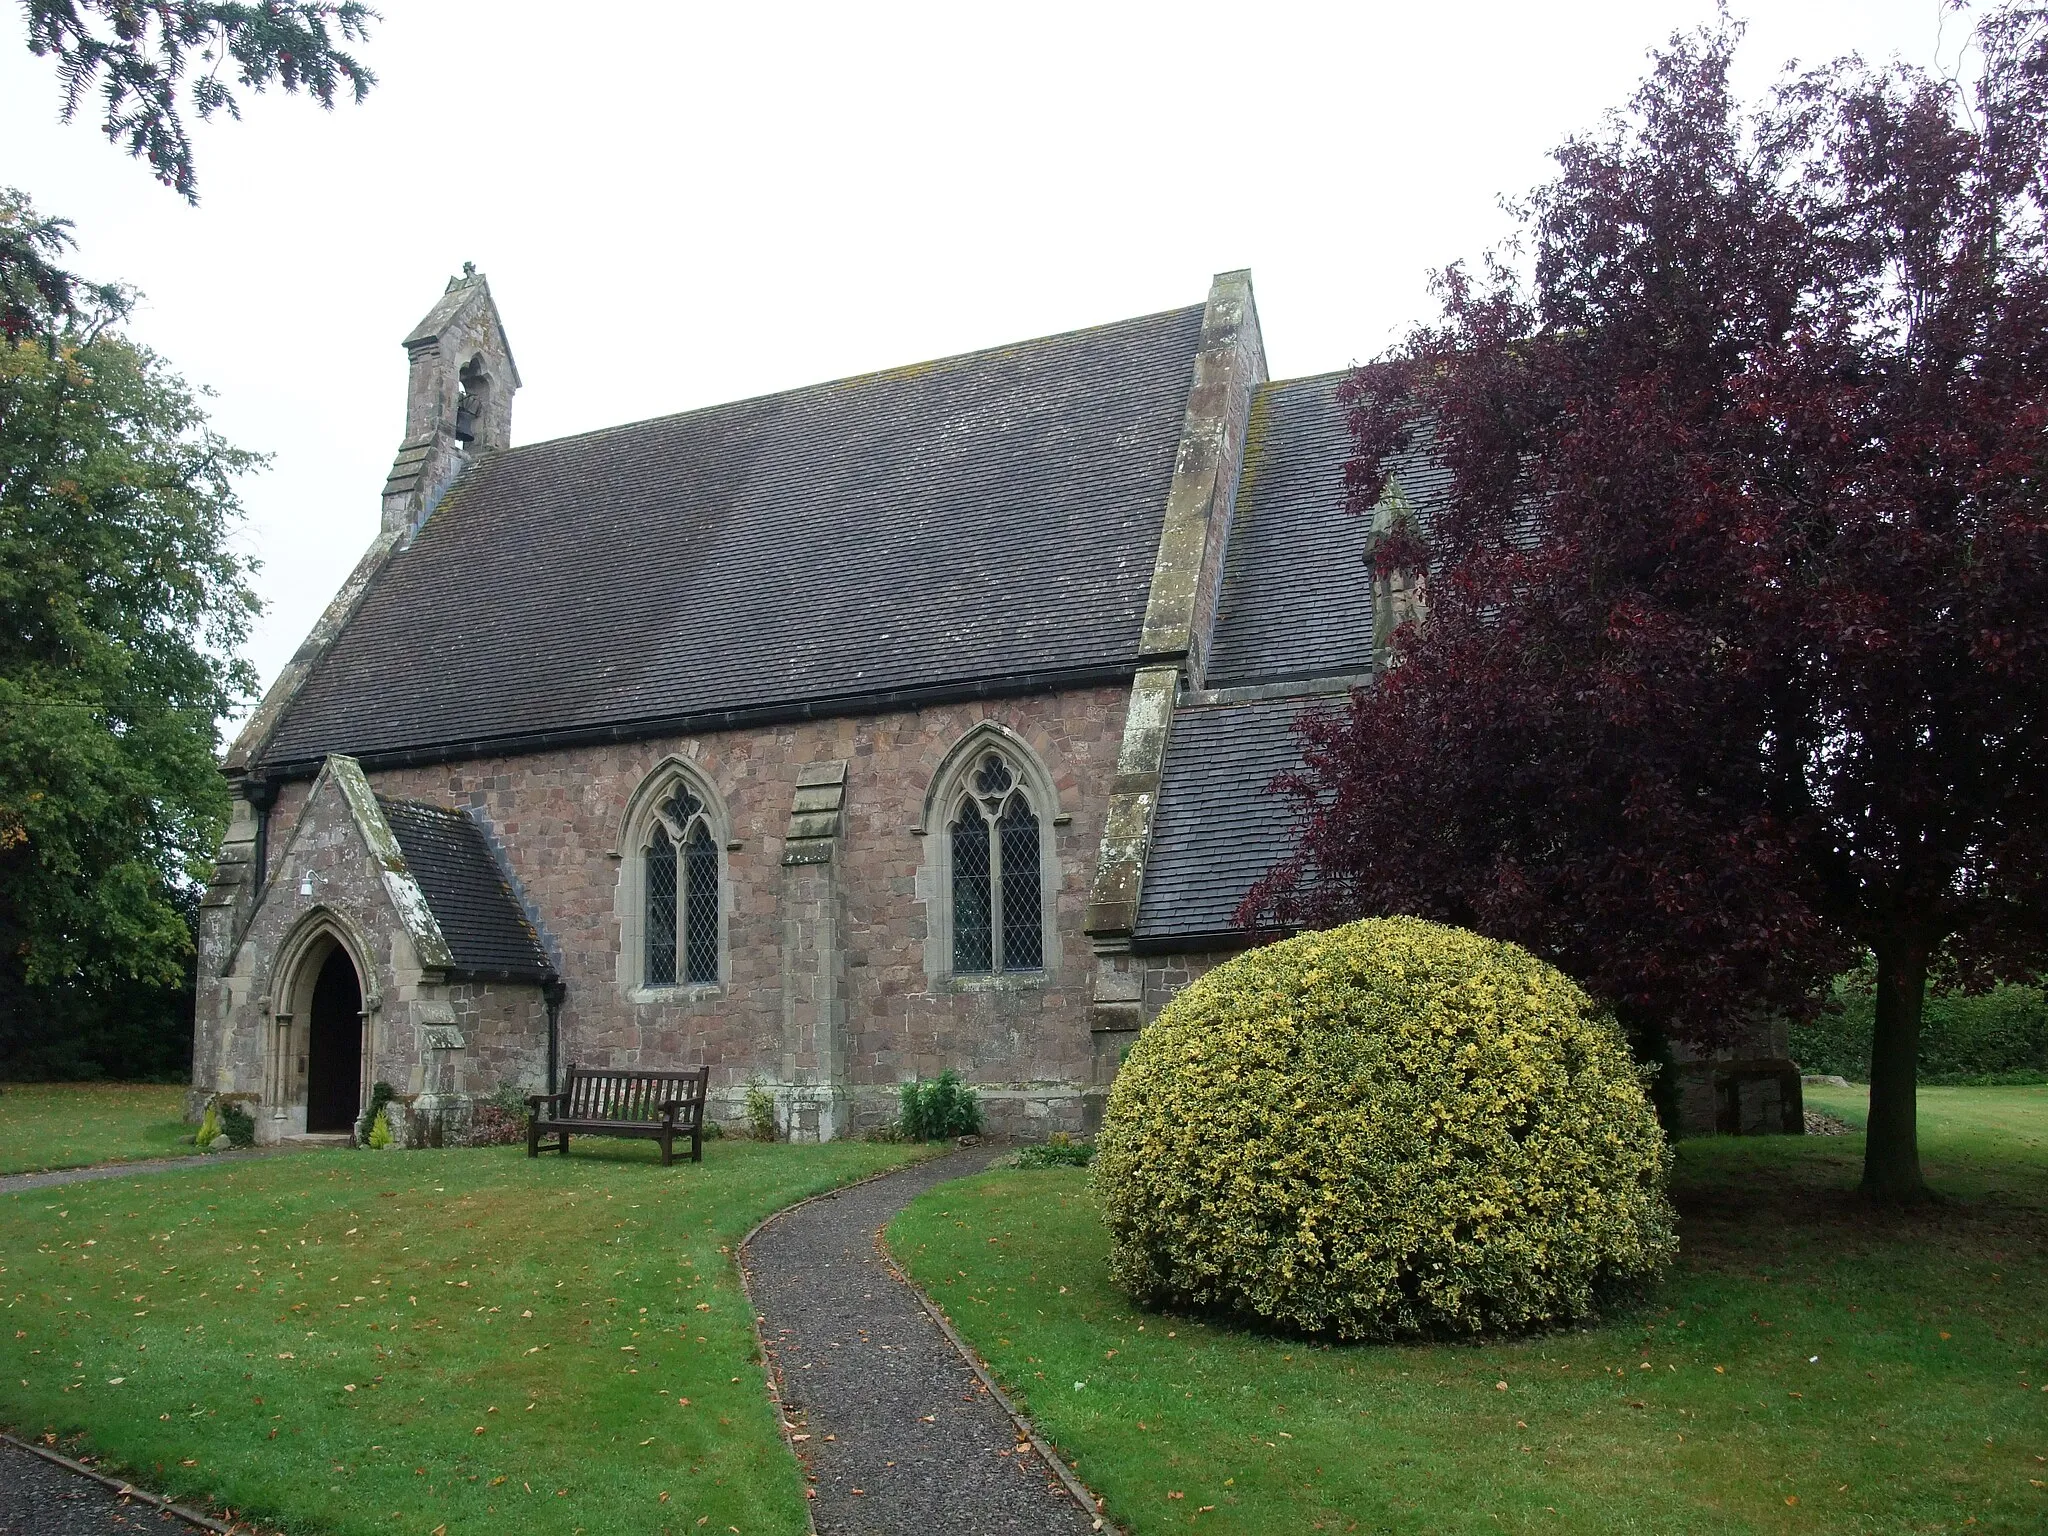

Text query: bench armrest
(658, 1097), (703, 1119)
(526, 1092), (568, 1111)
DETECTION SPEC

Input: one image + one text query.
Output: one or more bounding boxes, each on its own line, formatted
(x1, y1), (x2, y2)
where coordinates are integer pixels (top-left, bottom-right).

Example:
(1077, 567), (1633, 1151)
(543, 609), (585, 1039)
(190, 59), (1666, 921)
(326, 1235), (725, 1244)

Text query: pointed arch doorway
(306, 947), (365, 1133)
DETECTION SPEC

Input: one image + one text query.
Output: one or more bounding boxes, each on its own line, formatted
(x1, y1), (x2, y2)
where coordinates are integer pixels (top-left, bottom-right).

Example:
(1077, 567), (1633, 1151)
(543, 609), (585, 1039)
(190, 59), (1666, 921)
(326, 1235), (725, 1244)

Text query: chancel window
(949, 752), (1043, 974)
(645, 787), (720, 986)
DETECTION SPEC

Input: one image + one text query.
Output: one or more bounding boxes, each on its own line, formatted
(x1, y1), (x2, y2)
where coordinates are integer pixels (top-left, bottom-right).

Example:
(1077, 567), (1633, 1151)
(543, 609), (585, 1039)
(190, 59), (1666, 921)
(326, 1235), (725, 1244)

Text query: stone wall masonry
(1079, 947), (1233, 1087)
(200, 764), (549, 1144)
(353, 684), (1132, 1138)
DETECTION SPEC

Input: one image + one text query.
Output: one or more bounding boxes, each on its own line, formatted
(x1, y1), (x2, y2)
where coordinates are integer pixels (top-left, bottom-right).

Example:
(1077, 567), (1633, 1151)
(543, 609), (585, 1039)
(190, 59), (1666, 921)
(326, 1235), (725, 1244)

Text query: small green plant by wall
(899, 1071), (982, 1141)
(744, 1079), (777, 1141)
(1016, 1131), (1092, 1167)
(218, 1099), (256, 1148)
(355, 1082), (398, 1147)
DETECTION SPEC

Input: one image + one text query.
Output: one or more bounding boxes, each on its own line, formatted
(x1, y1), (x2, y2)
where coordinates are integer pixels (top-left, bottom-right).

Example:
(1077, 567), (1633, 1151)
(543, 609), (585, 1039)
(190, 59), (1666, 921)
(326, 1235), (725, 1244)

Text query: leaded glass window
(684, 821), (719, 984)
(998, 796), (1043, 970)
(646, 825), (679, 985)
(952, 799), (993, 973)
(949, 751), (1044, 974)
(644, 785), (720, 987)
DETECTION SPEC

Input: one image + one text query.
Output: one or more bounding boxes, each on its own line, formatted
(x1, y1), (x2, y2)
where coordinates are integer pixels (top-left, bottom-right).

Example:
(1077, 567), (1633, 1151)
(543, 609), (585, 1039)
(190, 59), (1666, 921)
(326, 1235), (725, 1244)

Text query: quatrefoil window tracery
(949, 752), (1043, 975)
(645, 787), (719, 987)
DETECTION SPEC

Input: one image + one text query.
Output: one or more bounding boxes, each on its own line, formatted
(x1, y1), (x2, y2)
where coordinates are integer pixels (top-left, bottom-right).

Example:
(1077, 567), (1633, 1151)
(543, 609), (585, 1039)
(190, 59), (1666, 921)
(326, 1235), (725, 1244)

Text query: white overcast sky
(2, 1), (1967, 705)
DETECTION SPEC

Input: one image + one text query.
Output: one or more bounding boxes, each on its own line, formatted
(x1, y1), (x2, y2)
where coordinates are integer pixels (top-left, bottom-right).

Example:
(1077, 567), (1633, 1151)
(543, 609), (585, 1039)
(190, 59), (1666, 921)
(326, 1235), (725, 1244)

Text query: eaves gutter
(242, 662), (1141, 783)
(445, 964), (558, 986)
(1128, 926), (1274, 957)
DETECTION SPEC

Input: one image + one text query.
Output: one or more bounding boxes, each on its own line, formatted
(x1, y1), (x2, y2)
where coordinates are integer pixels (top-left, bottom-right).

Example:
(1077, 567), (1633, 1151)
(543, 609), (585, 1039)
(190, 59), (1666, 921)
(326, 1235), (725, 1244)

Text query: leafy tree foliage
(0, 191), (127, 345)
(6, 3), (379, 413)
(0, 887), (198, 1080)
(0, 189), (260, 1075)
(23, 0), (378, 202)
(1247, 7), (2048, 1202)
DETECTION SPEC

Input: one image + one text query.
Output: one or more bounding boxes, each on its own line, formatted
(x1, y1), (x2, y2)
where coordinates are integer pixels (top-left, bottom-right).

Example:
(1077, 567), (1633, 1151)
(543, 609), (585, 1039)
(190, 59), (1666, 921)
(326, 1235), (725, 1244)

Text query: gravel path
(0, 1151), (283, 1198)
(743, 1148), (1100, 1536)
(0, 1439), (221, 1535)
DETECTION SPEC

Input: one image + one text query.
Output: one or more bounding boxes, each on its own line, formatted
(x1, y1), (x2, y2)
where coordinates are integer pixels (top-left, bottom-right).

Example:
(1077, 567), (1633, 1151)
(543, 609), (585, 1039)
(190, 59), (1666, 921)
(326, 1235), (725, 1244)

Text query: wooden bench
(527, 1064), (709, 1165)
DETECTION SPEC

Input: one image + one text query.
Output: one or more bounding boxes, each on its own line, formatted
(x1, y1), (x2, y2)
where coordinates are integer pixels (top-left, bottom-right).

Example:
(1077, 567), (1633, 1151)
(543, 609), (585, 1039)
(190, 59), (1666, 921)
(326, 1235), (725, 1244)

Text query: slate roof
(1133, 695), (1331, 948)
(1132, 376), (1453, 950)
(1207, 374), (1368, 686)
(257, 305), (1206, 771)
(377, 798), (555, 980)
(1206, 373), (1455, 688)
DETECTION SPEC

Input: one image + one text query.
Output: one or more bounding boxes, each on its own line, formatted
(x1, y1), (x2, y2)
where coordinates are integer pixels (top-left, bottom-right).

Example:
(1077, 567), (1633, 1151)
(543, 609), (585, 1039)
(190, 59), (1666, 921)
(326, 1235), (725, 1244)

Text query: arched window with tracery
(948, 750), (1044, 974)
(644, 786), (720, 986)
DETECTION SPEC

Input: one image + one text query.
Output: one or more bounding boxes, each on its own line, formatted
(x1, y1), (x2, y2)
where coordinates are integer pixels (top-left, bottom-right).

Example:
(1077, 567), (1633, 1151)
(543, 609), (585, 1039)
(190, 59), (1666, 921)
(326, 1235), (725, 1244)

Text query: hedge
(1094, 916), (1676, 1340)
(1791, 969), (2048, 1085)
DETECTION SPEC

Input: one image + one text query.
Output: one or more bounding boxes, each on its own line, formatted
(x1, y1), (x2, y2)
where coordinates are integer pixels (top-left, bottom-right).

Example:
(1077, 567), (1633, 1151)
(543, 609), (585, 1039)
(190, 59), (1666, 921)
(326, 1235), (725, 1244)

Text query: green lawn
(1805, 1081), (2048, 1175)
(0, 1137), (925, 1535)
(888, 1088), (2048, 1535)
(0, 1082), (198, 1175)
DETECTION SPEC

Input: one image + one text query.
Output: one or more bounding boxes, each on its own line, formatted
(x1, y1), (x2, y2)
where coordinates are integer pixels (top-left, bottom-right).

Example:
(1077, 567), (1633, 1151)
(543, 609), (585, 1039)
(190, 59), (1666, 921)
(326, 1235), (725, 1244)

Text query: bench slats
(528, 1063), (709, 1166)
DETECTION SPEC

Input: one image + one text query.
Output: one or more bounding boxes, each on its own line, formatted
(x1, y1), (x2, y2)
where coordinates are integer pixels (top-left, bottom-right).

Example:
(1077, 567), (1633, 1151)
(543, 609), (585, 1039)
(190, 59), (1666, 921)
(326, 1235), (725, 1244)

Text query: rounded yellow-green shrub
(1094, 917), (1676, 1339)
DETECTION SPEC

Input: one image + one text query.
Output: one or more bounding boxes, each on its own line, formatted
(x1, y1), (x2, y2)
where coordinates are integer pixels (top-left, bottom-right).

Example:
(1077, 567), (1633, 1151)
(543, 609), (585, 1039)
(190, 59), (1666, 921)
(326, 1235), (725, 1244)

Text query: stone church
(192, 268), (1797, 1144)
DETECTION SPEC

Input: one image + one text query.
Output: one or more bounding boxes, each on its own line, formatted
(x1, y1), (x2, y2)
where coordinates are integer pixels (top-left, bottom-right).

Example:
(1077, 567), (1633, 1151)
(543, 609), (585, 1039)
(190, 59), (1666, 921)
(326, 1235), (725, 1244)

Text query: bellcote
(382, 265), (521, 538)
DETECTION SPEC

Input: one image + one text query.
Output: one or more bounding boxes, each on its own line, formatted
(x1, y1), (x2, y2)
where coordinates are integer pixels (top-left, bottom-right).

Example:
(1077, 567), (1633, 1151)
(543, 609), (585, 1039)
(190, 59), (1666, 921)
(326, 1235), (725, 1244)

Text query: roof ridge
(1257, 367), (1353, 390)
(375, 794), (472, 819)
(485, 302), (1208, 460)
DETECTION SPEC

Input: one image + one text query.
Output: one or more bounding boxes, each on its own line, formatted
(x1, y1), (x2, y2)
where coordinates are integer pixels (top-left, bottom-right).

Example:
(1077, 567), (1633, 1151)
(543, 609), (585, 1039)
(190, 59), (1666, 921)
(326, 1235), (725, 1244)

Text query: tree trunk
(1862, 937), (1929, 1203)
